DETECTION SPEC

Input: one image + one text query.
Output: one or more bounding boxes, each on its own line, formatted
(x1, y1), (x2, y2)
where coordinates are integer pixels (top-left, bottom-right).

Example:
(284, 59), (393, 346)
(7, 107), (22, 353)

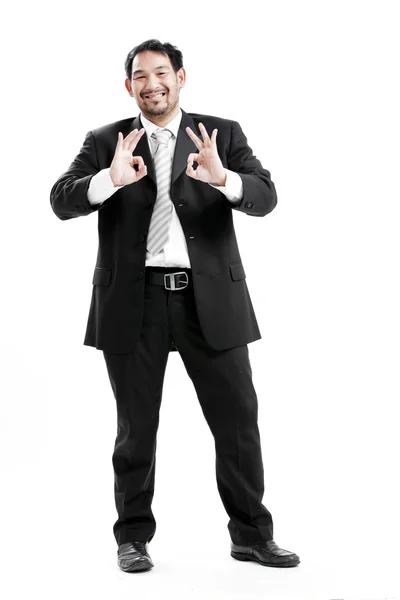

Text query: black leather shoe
(231, 539), (300, 567)
(117, 541), (154, 572)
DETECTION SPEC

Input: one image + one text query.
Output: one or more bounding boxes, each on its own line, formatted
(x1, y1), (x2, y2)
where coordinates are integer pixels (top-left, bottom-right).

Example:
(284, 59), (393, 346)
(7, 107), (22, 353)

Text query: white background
(1, 1), (399, 598)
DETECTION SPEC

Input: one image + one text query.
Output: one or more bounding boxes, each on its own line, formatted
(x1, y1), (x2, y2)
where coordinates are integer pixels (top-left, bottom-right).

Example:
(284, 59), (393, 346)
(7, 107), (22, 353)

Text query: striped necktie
(146, 128), (173, 256)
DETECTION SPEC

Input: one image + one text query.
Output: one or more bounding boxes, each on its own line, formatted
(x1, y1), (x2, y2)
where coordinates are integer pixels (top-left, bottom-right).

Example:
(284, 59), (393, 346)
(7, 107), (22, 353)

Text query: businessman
(50, 39), (300, 573)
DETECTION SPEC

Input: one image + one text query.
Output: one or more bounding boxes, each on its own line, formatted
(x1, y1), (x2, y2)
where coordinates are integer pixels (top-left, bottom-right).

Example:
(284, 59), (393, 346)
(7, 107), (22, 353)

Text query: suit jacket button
(245, 201), (253, 208)
(140, 234), (146, 243)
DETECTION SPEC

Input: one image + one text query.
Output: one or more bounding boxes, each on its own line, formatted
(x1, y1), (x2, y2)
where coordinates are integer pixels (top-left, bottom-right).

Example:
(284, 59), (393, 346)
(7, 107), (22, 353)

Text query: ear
(177, 67), (186, 89)
(125, 78), (134, 97)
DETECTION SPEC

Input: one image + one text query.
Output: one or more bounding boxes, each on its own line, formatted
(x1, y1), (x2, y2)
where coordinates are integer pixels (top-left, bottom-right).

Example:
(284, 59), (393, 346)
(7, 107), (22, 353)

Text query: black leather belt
(145, 268), (191, 291)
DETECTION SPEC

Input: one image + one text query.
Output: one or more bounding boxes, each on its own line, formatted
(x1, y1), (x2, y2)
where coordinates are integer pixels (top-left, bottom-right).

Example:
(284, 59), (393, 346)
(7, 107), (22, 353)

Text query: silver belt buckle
(164, 271), (189, 291)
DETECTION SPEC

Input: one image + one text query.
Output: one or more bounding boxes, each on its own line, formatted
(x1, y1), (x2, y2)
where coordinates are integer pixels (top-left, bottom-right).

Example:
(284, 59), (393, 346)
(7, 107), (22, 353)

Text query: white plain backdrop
(1, 1), (399, 599)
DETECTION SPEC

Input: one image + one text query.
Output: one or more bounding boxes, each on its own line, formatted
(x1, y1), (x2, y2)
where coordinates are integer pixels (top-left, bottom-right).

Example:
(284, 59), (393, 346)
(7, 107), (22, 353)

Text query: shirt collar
(139, 108), (182, 139)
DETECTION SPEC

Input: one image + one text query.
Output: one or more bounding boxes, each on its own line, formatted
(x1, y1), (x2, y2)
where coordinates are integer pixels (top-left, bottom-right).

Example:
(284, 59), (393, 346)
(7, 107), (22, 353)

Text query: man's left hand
(185, 123), (227, 186)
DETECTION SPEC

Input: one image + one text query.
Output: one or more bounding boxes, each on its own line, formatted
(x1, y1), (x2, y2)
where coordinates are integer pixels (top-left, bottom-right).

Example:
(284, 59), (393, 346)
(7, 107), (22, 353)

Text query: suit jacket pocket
(92, 267), (112, 286)
(229, 261), (246, 281)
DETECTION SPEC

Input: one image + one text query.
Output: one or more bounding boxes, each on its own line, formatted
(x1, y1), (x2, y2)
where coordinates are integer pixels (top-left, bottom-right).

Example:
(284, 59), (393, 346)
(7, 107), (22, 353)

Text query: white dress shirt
(87, 109), (243, 268)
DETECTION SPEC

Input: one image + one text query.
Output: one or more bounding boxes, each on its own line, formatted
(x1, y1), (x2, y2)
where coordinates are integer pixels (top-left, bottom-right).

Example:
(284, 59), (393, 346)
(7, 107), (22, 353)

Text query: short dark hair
(124, 39), (184, 80)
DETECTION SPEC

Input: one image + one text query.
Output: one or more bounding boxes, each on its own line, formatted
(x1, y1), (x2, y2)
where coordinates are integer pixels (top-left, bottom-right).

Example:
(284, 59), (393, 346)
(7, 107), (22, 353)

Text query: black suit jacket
(50, 109), (277, 353)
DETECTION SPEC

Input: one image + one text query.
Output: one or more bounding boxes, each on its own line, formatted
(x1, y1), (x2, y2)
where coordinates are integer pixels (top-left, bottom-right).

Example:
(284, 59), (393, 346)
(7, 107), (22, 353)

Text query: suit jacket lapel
(171, 109), (200, 184)
(127, 108), (200, 188)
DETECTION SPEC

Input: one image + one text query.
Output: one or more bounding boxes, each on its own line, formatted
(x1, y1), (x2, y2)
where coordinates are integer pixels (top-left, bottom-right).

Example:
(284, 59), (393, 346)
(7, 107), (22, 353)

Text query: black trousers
(103, 266), (274, 546)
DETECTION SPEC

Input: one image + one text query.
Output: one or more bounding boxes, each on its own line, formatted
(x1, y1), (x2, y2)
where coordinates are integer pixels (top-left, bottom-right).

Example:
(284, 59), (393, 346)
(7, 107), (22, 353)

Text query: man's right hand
(109, 128), (147, 187)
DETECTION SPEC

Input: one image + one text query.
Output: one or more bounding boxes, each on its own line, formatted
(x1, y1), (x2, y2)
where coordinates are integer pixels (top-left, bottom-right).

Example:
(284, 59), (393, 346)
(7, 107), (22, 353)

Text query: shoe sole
(231, 550), (300, 568)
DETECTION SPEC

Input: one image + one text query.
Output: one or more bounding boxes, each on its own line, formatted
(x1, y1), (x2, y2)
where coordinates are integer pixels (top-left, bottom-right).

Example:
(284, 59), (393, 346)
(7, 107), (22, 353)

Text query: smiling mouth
(144, 92), (166, 100)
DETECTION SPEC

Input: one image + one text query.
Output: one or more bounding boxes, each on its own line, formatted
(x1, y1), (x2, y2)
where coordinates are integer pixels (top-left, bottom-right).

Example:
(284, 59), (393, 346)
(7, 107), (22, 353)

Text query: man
(50, 39), (300, 573)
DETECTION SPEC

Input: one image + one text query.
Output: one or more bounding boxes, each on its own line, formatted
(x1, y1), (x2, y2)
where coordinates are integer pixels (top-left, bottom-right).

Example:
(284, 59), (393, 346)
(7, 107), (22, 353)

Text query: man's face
(125, 51), (185, 119)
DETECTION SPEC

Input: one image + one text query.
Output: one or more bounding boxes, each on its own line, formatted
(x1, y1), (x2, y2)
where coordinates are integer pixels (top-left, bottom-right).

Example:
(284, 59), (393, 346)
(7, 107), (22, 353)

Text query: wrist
(210, 171), (227, 187)
(109, 170), (121, 188)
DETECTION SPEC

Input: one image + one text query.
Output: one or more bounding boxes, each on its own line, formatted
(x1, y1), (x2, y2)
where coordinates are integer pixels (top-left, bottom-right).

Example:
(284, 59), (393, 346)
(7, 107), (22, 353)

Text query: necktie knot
(151, 128), (172, 146)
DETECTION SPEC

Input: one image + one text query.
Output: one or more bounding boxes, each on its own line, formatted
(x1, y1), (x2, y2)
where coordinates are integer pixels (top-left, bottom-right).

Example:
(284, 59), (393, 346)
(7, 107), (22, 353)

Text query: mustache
(141, 88), (168, 97)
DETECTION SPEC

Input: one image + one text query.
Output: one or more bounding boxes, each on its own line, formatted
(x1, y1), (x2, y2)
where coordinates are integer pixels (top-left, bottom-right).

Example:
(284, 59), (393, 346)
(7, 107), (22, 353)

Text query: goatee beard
(141, 95), (178, 119)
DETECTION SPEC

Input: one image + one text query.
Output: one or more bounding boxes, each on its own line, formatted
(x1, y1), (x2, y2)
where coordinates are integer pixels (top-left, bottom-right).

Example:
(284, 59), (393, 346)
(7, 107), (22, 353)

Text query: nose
(145, 73), (160, 90)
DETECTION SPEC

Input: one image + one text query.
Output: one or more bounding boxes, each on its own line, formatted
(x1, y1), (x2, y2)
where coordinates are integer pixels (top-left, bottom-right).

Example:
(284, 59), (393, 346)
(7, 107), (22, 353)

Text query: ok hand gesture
(110, 128), (147, 186)
(185, 123), (227, 186)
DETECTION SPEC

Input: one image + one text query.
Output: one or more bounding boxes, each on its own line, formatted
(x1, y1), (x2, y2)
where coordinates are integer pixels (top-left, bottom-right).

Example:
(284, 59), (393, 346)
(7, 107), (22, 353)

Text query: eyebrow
(132, 65), (170, 76)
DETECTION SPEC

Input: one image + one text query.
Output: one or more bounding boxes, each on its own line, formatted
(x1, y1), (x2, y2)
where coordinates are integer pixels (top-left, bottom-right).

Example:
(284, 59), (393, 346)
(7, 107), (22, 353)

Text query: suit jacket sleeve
(50, 130), (111, 220)
(226, 120), (277, 217)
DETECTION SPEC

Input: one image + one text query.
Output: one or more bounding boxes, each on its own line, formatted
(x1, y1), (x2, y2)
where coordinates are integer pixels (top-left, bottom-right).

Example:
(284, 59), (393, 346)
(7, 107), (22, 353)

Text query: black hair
(124, 39), (184, 80)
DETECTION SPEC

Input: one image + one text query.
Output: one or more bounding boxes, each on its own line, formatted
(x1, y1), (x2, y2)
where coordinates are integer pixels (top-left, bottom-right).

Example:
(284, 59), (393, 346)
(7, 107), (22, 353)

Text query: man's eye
(158, 73), (166, 76)
(134, 76), (145, 80)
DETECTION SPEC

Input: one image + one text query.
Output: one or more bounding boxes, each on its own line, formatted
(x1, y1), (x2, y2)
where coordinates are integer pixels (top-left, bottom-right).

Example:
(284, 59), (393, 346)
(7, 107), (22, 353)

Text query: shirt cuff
(208, 169), (243, 203)
(87, 168), (124, 205)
